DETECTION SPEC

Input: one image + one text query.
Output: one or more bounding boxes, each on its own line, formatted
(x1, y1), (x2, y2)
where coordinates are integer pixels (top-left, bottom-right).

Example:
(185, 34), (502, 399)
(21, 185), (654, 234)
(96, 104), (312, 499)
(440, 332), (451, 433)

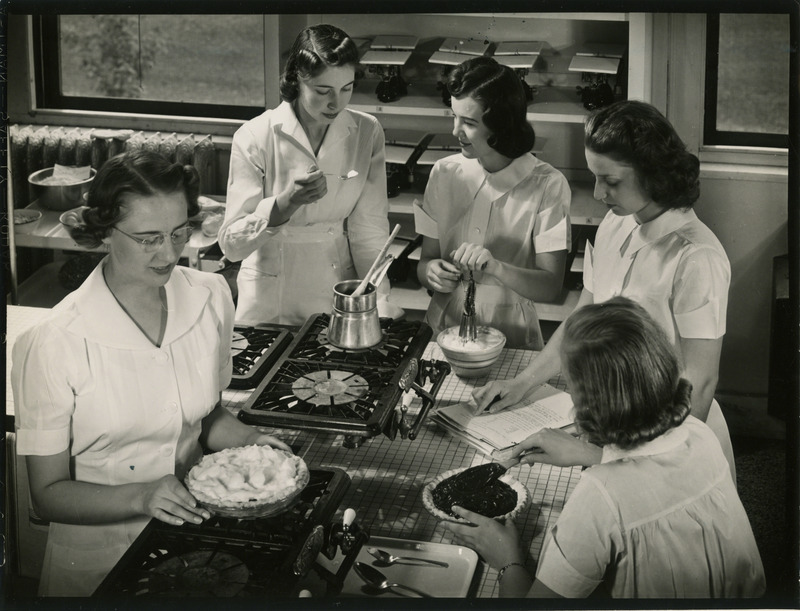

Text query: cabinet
(288, 12), (650, 319)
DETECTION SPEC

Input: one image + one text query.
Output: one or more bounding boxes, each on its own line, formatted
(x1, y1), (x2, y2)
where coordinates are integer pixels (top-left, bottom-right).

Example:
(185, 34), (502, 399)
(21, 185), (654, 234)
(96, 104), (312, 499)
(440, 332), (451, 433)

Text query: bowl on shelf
(13, 208), (42, 234)
(28, 166), (96, 211)
(436, 325), (506, 378)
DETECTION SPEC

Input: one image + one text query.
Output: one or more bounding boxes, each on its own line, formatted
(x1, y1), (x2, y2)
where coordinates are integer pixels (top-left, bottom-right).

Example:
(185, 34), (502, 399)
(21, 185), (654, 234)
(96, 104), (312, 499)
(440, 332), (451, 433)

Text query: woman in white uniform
(415, 57), (570, 349)
(473, 100), (736, 481)
(220, 24), (391, 326)
(11, 151), (290, 596)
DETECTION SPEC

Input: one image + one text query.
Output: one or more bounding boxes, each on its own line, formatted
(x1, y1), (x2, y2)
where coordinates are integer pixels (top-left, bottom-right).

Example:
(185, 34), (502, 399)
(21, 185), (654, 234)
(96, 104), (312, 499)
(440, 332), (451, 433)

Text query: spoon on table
(353, 562), (433, 598)
(324, 169), (359, 180)
(367, 547), (449, 568)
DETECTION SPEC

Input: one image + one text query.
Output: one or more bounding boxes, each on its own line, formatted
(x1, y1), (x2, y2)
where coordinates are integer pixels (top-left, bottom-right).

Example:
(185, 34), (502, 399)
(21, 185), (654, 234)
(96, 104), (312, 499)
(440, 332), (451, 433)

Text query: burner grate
(230, 325), (293, 389)
(95, 468), (350, 599)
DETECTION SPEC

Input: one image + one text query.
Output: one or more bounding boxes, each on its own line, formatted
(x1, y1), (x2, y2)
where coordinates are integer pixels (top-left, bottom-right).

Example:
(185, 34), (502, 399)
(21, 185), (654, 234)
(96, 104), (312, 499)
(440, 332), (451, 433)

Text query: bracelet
(497, 561), (525, 582)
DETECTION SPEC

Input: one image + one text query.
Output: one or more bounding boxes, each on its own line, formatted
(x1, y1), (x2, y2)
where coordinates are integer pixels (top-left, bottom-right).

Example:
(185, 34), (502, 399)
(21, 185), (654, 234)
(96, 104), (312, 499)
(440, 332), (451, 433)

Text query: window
(704, 13), (791, 148)
(36, 15), (267, 120)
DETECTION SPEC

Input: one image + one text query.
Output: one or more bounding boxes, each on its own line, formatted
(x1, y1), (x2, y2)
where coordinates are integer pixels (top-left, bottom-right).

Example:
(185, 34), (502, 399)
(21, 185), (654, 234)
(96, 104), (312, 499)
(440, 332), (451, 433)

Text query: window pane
(59, 15), (265, 107)
(717, 14), (789, 135)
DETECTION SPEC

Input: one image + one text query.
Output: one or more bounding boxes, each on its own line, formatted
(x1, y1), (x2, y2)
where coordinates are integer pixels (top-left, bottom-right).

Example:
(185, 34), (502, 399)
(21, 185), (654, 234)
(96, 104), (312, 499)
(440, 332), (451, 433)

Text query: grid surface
(222, 344), (581, 599)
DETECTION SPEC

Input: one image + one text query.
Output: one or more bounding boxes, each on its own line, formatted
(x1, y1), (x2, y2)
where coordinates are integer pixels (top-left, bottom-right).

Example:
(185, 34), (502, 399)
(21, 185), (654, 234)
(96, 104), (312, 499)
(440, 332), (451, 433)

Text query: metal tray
(338, 536), (479, 598)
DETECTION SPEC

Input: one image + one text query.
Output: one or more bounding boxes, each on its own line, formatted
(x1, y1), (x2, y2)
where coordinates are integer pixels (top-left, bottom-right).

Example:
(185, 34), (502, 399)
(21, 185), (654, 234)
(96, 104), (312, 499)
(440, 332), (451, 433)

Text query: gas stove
(237, 313), (450, 447)
(94, 467), (366, 599)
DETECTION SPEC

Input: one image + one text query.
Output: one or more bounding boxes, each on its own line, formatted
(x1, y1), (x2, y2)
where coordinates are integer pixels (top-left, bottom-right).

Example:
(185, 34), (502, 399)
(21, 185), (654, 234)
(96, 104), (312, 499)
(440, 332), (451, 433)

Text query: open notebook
(431, 384), (575, 461)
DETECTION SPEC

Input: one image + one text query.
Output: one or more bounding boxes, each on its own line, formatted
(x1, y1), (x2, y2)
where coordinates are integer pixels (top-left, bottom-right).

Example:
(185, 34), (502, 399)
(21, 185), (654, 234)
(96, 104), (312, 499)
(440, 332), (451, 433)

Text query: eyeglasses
(113, 225), (193, 252)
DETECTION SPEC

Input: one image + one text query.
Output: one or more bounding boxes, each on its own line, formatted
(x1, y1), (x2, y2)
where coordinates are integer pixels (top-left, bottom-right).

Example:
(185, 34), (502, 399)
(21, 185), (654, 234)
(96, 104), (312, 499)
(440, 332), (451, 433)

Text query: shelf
(570, 254), (584, 274)
(570, 183), (607, 226)
(388, 191), (418, 215)
(351, 82), (588, 123)
(388, 284), (430, 312)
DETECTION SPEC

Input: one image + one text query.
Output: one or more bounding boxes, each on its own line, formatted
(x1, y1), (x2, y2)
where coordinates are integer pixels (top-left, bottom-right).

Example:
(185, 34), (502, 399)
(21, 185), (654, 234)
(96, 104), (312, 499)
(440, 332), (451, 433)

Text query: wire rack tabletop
(222, 344), (581, 599)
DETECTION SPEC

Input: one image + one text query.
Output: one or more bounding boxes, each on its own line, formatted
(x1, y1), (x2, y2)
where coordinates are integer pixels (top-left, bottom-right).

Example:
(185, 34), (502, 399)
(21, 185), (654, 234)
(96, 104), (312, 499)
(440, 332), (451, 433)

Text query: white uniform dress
(584, 208), (736, 482)
(536, 417), (765, 598)
(11, 262), (234, 597)
(220, 101), (390, 326)
(414, 153), (571, 349)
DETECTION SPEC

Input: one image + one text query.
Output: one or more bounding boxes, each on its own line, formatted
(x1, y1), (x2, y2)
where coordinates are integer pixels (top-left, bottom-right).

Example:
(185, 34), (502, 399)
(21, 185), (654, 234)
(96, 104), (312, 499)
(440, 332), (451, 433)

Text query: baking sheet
(337, 536), (478, 598)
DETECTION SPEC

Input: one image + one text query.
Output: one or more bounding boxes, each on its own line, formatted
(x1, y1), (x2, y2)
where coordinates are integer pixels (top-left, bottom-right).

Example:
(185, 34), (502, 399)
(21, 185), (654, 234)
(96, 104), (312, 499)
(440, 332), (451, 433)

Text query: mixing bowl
(436, 325), (506, 378)
(28, 166), (96, 211)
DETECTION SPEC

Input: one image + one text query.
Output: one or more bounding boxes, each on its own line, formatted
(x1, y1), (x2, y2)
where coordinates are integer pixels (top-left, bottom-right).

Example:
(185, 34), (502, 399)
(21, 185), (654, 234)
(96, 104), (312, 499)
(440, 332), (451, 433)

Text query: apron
(235, 221), (356, 326)
(425, 282), (544, 350)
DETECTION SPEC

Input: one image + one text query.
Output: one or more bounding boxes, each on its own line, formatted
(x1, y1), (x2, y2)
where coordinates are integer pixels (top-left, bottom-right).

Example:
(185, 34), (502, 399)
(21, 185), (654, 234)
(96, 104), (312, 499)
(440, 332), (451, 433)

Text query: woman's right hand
(471, 377), (533, 415)
(278, 165), (327, 209)
(137, 475), (211, 526)
(423, 258), (461, 293)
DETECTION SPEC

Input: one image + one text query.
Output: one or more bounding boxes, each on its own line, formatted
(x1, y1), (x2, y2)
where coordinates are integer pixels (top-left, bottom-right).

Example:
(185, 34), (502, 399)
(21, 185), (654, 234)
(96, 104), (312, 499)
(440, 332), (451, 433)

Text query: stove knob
(343, 508), (356, 530)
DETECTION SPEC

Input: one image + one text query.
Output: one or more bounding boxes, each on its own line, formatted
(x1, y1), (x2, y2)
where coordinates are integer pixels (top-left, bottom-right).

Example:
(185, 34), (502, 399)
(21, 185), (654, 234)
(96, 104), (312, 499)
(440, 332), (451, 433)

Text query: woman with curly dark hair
(444, 298), (764, 599)
(220, 24), (392, 326)
(474, 100), (735, 481)
(415, 56), (570, 349)
(11, 150), (290, 596)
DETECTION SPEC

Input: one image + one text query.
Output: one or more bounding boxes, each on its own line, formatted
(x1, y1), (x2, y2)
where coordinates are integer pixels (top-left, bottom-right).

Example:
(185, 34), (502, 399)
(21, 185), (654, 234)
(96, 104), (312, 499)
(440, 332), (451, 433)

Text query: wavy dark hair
(561, 296), (692, 450)
(584, 100), (700, 209)
(70, 150), (200, 249)
(447, 56), (535, 159)
(279, 24), (359, 103)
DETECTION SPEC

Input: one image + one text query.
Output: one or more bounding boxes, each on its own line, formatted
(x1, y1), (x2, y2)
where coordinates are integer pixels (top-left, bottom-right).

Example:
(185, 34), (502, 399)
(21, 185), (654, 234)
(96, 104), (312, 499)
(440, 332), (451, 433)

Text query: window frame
(703, 12), (790, 149)
(34, 15), (267, 121)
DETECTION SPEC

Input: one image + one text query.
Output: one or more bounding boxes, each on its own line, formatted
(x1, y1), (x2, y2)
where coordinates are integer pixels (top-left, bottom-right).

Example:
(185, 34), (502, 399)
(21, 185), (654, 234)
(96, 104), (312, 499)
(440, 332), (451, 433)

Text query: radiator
(9, 125), (216, 207)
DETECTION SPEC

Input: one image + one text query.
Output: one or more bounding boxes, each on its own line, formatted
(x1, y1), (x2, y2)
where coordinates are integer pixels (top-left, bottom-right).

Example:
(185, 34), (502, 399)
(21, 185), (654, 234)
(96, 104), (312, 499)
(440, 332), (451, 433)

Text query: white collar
(272, 101), (358, 164)
(624, 208), (698, 257)
(458, 153), (539, 202)
(61, 260), (212, 349)
(600, 417), (693, 463)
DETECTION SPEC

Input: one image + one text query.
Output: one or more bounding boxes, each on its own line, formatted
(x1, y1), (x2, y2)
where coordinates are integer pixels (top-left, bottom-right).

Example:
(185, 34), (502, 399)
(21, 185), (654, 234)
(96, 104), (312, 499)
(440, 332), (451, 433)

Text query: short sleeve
(415, 161), (446, 239)
(207, 273), (235, 392)
(532, 172), (571, 254)
(535, 475), (620, 597)
(12, 324), (76, 456)
(672, 246), (730, 339)
(582, 240), (595, 294)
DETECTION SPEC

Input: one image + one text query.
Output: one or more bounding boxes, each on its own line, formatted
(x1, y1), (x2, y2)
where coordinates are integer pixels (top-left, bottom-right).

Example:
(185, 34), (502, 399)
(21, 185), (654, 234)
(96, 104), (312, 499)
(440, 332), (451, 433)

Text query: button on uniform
(161, 446), (174, 457)
(154, 351), (169, 364)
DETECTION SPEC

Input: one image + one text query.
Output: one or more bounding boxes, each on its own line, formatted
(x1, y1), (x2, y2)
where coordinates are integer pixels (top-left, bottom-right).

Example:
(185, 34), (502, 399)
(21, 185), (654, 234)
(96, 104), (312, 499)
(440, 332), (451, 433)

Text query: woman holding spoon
(220, 24), (392, 326)
(415, 57), (570, 349)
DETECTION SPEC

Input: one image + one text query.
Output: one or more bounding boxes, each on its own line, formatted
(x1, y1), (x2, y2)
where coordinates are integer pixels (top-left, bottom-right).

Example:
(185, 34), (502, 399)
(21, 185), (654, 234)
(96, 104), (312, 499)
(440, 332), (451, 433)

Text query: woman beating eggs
(11, 151), (291, 597)
(415, 56), (571, 349)
(219, 24), (392, 326)
(473, 100), (736, 482)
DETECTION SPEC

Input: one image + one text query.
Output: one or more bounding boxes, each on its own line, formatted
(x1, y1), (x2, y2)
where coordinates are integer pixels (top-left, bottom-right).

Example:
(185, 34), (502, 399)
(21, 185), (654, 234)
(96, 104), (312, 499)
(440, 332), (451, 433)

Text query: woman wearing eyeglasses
(11, 151), (291, 597)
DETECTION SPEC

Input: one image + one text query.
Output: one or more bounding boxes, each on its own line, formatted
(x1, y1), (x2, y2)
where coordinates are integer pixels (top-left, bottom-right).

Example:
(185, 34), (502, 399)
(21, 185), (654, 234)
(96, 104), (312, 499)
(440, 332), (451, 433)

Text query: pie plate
(422, 466), (530, 524)
(185, 447), (310, 519)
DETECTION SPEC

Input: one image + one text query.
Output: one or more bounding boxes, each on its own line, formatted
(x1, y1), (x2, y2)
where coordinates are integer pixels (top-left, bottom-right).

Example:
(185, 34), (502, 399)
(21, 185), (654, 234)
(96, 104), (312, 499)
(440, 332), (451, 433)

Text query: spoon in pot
(353, 562), (433, 598)
(367, 547), (449, 568)
(324, 169), (359, 180)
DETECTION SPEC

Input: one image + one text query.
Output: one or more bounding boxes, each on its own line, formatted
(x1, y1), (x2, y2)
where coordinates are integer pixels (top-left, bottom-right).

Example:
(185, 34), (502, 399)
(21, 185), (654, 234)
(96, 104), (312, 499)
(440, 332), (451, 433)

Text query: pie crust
(185, 445), (309, 518)
(422, 466), (530, 524)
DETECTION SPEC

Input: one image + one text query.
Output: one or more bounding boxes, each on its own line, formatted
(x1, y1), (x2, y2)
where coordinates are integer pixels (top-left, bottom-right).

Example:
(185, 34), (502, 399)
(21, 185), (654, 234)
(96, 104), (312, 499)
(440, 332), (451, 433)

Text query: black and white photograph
(3, 0), (798, 608)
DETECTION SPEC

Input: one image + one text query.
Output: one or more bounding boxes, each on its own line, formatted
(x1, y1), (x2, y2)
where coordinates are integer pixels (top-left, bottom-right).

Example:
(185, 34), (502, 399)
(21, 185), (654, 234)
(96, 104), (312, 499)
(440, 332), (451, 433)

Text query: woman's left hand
(450, 243), (496, 274)
(248, 432), (293, 453)
(441, 506), (524, 570)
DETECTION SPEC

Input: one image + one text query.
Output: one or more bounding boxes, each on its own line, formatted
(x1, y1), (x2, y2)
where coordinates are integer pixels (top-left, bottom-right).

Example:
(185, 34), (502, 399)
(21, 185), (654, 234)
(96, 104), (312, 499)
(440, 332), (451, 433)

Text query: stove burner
(291, 370), (369, 406)
(230, 325), (293, 389)
(146, 550), (249, 597)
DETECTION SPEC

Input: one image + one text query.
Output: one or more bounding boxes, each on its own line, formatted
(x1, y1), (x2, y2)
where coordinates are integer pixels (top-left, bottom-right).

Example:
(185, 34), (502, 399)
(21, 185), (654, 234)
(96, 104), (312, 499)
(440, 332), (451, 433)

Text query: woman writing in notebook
(443, 298), (764, 598)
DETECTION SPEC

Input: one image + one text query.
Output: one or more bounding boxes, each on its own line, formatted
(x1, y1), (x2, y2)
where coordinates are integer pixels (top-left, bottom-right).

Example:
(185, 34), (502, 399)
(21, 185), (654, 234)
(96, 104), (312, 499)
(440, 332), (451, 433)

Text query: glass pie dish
(185, 445), (310, 519)
(421, 465), (530, 524)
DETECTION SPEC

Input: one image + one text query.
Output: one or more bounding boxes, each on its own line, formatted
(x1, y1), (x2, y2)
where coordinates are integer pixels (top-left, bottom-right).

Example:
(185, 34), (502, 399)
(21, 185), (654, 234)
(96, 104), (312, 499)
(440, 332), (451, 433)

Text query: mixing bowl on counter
(28, 166), (96, 211)
(436, 325), (506, 378)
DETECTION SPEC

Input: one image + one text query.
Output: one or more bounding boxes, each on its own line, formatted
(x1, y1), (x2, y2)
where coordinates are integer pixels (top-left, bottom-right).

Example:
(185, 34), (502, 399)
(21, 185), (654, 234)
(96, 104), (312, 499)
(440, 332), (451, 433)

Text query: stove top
(94, 467), (354, 599)
(230, 324), (294, 389)
(238, 314), (450, 444)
